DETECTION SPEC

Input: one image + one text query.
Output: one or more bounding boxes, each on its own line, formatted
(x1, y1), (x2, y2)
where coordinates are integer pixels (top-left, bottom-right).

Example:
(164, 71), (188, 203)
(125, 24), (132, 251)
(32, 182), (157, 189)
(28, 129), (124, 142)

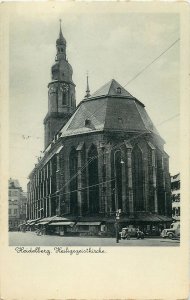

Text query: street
(9, 231), (180, 247)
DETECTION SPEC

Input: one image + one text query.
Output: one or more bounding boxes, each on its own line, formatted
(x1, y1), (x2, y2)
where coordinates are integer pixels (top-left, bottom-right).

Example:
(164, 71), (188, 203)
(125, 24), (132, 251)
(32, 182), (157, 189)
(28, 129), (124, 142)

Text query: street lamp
(113, 149), (124, 243)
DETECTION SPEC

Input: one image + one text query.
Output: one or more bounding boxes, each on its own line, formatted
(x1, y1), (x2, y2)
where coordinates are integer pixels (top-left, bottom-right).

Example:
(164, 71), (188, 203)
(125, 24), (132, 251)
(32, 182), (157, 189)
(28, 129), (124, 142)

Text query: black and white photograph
(7, 5), (181, 248)
(1, 3), (190, 300)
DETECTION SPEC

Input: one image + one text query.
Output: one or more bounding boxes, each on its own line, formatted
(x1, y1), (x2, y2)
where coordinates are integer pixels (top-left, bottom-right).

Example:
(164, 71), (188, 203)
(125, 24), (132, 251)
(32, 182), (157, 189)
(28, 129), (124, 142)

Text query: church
(27, 24), (172, 236)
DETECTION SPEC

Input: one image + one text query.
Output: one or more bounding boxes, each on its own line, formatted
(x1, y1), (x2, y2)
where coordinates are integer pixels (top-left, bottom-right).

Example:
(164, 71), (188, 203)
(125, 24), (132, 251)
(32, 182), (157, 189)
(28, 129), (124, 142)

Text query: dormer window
(85, 119), (91, 126)
(117, 87), (121, 94)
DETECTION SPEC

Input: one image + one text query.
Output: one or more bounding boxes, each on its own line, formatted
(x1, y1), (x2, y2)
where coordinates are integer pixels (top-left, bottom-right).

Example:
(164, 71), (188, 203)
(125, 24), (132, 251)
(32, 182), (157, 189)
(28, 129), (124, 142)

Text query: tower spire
(85, 72), (91, 98)
(56, 19), (66, 61)
(59, 19), (63, 38)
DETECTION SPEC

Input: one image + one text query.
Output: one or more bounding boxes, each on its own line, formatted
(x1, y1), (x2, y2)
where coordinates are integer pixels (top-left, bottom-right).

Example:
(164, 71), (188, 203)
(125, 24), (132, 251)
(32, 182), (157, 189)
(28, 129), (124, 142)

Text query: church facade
(27, 25), (172, 236)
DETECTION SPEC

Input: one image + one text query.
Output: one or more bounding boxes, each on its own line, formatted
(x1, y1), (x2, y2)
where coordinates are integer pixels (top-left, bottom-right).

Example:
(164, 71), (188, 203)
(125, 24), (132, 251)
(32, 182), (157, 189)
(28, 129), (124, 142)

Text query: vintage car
(120, 228), (131, 240)
(119, 227), (145, 240)
(161, 222), (180, 239)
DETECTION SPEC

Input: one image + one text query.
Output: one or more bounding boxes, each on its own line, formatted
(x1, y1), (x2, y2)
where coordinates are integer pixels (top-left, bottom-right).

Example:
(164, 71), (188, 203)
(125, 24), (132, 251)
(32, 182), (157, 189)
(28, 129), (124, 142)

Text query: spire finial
(85, 71), (91, 99)
(59, 19), (63, 36)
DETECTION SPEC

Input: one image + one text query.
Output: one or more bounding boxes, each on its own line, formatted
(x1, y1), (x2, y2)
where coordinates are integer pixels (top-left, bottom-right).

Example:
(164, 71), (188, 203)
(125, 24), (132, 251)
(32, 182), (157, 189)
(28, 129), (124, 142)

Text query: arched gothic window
(132, 145), (144, 211)
(111, 150), (123, 211)
(69, 148), (78, 214)
(88, 145), (99, 213)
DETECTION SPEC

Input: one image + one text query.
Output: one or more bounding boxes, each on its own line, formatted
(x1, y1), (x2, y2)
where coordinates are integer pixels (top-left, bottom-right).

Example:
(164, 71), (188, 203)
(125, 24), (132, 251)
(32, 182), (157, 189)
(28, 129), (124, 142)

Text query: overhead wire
(55, 36), (180, 191)
(60, 110), (180, 194)
(17, 37), (180, 195)
(35, 111), (179, 200)
(123, 38), (180, 87)
(10, 37), (180, 141)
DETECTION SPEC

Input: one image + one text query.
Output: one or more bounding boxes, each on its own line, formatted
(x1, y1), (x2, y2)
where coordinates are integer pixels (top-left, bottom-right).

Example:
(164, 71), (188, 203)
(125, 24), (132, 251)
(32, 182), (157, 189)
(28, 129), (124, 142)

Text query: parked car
(119, 227), (145, 240)
(136, 229), (145, 239)
(120, 228), (131, 240)
(161, 222), (180, 239)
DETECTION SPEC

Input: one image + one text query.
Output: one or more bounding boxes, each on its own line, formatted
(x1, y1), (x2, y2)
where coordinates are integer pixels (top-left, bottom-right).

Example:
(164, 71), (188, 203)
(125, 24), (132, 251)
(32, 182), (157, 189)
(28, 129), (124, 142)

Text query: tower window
(118, 117), (123, 124)
(62, 92), (67, 105)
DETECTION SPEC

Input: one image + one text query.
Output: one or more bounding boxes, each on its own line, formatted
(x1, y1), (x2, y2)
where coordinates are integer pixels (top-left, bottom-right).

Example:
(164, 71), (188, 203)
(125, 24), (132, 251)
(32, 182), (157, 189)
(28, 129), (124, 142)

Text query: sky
(9, 6), (180, 191)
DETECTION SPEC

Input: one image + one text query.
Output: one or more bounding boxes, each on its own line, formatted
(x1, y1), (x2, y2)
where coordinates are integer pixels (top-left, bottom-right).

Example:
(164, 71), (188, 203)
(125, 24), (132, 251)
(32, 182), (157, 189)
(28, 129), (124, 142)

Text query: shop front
(75, 222), (102, 236)
(47, 221), (75, 236)
(103, 213), (173, 237)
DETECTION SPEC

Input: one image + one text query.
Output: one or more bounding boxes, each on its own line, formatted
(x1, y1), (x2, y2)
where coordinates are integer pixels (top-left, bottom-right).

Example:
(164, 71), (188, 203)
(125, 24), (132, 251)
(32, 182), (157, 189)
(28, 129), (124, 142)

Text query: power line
(53, 112), (180, 196)
(10, 132), (43, 140)
(12, 37), (180, 188)
(16, 112), (179, 191)
(157, 113), (179, 126)
(10, 38), (180, 143)
(124, 38), (180, 87)
(34, 112), (179, 200)
(28, 178), (115, 203)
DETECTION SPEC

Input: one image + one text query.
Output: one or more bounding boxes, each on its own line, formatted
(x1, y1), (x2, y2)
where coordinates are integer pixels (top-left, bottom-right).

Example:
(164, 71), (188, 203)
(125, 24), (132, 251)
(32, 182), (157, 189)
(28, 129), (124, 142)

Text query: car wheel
(168, 233), (174, 239)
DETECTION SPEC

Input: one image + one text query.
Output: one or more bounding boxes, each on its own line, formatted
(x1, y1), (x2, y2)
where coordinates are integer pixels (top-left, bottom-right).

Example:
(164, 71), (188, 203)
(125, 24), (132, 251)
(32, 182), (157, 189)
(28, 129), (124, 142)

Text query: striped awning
(76, 222), (101, 226)
(37, 221), (49, 225)
(49, 222), (75, 226)
(134, 214), (173, 222)
(27, 218), (41, 225)
(29, 221), (37, 225)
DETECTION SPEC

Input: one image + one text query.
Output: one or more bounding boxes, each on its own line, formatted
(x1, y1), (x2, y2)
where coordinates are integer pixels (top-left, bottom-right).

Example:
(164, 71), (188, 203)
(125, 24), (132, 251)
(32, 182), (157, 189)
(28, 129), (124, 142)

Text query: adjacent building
(27, 24), (172, 236)
(8, 179), (27, 230)
(171, 173), (180, 221)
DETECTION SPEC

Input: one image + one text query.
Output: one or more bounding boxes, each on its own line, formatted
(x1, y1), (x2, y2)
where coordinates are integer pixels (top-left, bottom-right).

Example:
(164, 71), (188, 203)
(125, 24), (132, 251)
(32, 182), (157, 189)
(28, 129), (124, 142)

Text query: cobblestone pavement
(9, 231), (180, 247)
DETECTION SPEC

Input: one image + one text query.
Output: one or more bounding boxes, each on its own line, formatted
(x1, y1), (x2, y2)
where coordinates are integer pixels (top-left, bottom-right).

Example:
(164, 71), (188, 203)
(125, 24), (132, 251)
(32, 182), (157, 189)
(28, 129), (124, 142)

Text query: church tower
(44, 21), (76, 148)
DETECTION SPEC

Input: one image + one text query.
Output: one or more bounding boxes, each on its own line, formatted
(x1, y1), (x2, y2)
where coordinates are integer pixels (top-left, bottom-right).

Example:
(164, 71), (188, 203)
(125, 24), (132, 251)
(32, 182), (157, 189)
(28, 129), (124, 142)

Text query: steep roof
(60, 79), (160, 138)
(90, 79), (133, 98)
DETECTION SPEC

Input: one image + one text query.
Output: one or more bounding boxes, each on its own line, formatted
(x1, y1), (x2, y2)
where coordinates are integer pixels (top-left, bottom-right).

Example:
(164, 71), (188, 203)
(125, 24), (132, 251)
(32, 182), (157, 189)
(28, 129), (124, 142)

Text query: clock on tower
(44, 22), (76, 149)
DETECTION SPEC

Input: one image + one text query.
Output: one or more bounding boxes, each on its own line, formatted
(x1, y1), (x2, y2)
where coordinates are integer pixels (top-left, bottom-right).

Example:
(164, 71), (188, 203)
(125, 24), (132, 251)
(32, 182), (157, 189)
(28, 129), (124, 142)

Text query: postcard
(1, 2), (189, 299)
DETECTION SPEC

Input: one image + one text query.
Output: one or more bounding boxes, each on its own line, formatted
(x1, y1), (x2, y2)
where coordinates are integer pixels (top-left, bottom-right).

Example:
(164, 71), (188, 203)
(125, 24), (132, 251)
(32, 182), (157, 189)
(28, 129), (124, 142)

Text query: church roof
(90, 79), (133, 98)
(60, 79), (160, 138)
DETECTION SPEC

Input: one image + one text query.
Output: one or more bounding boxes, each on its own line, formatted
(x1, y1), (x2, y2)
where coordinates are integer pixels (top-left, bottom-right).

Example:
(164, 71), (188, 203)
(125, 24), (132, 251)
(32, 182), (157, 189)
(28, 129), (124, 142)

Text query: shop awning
(103, 214), (173, 223)
(49, 222), (75, 226)
(29, 221), (38, 225)
(37, 221), (49, 225)
(38, 216), (75, 223)
(135, 214), (173, 222)
(27, 218), (41, 225)
(76, 222), (101, 226)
